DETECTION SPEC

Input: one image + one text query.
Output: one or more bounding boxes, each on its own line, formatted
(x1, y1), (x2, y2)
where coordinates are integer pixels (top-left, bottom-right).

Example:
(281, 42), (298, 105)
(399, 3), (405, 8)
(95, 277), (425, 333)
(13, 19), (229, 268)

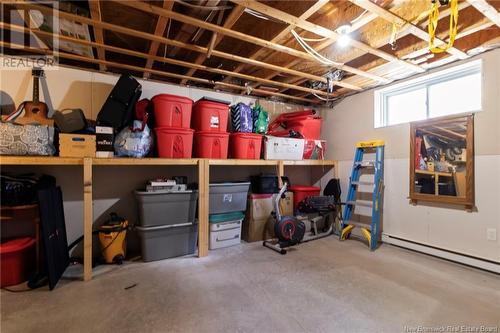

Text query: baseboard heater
(382, 234), (500, 274)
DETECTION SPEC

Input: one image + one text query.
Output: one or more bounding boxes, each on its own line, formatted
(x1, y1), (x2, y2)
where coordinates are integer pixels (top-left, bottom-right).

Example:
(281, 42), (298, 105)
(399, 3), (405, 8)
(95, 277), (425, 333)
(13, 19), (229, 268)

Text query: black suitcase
(97, 74), (142, 130)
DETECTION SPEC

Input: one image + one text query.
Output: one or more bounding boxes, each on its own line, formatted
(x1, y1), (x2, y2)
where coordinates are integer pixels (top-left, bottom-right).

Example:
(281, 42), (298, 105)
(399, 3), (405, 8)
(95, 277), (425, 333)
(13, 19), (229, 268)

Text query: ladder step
(346, 200), (373, 207)
(344, 221), (372, 229)
(354, 161), (375, 168)
(351, 181), (375, 186)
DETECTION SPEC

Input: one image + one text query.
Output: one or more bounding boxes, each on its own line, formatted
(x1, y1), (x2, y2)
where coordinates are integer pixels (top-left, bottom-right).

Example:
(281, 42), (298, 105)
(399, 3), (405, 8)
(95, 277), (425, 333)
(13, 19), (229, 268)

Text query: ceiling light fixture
(336, 23), (352, 48)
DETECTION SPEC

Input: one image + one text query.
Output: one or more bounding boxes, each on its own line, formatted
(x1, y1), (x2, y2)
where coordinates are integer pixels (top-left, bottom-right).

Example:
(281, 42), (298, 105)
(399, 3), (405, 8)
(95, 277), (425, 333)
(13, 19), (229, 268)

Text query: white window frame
(374, 59), (483, 128)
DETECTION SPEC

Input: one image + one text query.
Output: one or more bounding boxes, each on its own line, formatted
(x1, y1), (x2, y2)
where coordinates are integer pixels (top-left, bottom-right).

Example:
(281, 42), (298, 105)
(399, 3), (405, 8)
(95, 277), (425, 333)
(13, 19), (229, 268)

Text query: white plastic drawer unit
(209, 219), (242, 250)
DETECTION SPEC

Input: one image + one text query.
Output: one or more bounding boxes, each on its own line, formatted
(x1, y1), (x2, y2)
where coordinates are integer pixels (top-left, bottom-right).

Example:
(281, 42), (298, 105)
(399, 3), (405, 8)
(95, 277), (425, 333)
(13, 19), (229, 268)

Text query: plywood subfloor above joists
(2, 0), (499, 106)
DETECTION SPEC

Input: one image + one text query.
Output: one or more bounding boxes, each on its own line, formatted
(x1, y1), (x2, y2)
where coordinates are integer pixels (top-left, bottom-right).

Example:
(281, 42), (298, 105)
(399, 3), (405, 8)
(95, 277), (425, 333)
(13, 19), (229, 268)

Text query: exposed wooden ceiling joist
(349, 0), (468, 60)
(252, 10), (380, 93)
(231, 0), (425, 74)
(466, 0), (500, 28)
(18, 2), (360, 91)
(0, 40), (318, 104)
(115, 0), (390, 84)
(181, 4), (246, 85)
(220, 0), (330, 86)
(88, 0), (106, 71)
(1, 21), (332, 99)
(144, 0), (175, 79)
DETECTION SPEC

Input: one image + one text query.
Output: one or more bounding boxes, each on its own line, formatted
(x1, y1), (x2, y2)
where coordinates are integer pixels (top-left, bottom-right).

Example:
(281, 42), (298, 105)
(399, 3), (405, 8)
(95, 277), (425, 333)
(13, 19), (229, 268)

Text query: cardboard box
(59, 133), (96, 157)
(303, 140), (326, 160)
(242, 217), (274, 242)
(243, 192), (293, 242)
(96, 126), (114, 158)
(263, 136), (304, 160)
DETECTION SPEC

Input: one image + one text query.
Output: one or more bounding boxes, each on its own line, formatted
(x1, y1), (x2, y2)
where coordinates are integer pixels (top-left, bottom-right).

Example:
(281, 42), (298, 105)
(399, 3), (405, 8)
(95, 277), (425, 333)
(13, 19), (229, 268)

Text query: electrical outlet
(486, 228), (497, 241)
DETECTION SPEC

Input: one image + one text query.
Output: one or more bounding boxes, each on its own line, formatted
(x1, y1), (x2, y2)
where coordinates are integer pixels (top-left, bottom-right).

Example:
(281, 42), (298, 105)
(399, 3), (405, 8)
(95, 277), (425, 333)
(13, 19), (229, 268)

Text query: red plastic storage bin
(268, 110), (322, 140)
(193, 132), (229, 159)
(285, 117), (322, 140)
(289, 185), (321, 210)
(152, 94), (193, 128)
(155, 127), (194, 158)
(0, 237), (36, 288)
(192, 100), (229, 132)
(229, 133), (262, 159)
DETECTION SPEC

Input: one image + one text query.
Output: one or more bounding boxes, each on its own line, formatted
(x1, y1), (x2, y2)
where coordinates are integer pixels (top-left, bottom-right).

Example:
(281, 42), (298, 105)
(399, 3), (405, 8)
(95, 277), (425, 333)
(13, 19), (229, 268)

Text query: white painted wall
(0, 65), (316, 254)
(320, 49), (500, 263)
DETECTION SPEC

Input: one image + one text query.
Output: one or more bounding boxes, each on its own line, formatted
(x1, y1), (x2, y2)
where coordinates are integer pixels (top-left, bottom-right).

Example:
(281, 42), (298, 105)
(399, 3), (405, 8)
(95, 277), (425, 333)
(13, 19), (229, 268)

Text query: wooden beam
(88, 0), (106, 71)
(231, 0), (424, 74)
(17, 2), (359, 90)
(301, 2), (475, 98)
(250, 11), (380, 92)
(181, 4), (245, 85)
(349, 0), (468, 60)
(197, 159), (209, 257)
(144, 0), (175, 79)
(2, 21), (334, 97)
(1, 40), (319, 104)
(116, 0), (391, 84)
(466, 0), (500, 28)
(83, 157), (93, 281)
(222, 0), (329, 83)
(403, 18), (494, 61)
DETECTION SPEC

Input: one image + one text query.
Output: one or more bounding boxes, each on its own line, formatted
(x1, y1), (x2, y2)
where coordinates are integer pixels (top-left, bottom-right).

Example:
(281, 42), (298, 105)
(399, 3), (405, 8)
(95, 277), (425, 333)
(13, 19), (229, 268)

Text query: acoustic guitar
(14, 68), (53, 126)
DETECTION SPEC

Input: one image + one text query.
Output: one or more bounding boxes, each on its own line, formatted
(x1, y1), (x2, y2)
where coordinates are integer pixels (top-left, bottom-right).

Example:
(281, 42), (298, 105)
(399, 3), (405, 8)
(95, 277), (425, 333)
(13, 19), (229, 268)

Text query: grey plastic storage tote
(135, 190), (197, 227)
(209, 182), (250, 214)
(136, 222), (198, 262)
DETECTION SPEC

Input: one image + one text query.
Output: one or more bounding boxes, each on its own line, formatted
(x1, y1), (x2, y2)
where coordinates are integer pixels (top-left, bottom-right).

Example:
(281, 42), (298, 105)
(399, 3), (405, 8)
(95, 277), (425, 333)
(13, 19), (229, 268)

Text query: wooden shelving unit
(0, 156), (336, 281)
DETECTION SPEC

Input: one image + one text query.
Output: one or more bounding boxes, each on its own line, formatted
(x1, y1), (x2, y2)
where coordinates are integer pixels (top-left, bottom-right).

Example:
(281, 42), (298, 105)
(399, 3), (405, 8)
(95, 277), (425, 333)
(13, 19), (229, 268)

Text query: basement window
(374, 60), (482, 128)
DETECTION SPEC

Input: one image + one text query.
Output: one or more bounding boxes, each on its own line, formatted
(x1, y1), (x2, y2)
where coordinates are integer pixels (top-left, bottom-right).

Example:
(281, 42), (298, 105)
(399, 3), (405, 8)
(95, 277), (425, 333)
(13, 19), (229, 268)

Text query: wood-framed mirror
(409, 114), (474, 210)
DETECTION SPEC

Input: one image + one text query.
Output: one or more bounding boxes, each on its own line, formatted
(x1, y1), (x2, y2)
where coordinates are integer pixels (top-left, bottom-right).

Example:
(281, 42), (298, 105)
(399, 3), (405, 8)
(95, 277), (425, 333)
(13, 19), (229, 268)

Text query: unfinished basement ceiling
(2, 0), (500, 105)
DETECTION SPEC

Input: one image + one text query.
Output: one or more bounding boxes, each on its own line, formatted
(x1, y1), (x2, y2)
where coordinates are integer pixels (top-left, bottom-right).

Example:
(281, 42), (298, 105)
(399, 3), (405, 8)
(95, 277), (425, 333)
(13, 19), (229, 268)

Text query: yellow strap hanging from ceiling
(428, 0), (459, 53)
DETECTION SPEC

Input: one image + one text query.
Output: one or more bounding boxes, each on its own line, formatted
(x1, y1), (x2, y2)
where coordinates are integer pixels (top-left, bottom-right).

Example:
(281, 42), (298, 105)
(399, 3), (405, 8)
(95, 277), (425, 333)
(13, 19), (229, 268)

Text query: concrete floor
(1, 238), (499, 333)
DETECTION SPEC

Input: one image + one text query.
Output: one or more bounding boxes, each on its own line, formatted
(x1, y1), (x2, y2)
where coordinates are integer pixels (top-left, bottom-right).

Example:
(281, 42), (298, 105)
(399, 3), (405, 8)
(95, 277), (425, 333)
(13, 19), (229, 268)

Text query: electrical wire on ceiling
(291, 29), (343, 67)
(300, 35), (328, 42)
(244, 8), (283, 23)
(350, 9), (368, 24)
(174, 0), (232, 11)
(312, 93), (330, 101)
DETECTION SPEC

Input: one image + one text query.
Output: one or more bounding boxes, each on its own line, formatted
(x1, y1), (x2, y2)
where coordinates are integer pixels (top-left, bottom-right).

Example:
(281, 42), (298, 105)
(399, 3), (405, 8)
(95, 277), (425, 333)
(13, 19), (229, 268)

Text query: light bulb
(338, 34), (350, 47)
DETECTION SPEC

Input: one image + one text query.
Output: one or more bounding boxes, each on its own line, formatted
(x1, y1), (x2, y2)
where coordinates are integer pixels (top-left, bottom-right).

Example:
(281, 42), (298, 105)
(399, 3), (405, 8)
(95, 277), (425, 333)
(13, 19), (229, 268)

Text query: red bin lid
(152, 94), (193, 104)
(0, 237), (35, 254)
(230, 133), (262, 138)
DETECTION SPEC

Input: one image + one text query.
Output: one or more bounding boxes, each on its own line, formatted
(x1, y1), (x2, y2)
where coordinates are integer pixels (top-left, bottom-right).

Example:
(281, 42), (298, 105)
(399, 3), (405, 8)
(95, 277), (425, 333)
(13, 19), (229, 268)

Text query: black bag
(96, 74), (142, 131)
(37, 186), (69, 290)
(1, 173), (56, 206)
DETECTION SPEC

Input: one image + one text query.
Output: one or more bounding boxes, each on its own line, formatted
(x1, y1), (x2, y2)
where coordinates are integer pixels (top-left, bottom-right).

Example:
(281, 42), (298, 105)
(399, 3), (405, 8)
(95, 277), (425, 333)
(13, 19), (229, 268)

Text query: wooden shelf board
(284, 160), (336, 166)
(209, 159), (278, 166)
(1, 156), (336, 167)
(0, 156), (83, 165)
(415, 169), (453, 177)
(92, 158), (199, 166)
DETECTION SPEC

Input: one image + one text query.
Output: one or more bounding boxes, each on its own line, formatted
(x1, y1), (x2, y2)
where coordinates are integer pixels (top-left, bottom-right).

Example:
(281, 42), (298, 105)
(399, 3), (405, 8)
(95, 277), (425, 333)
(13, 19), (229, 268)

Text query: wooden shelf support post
(198, 159), (209, 257)
(83, 157), (93, 281)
